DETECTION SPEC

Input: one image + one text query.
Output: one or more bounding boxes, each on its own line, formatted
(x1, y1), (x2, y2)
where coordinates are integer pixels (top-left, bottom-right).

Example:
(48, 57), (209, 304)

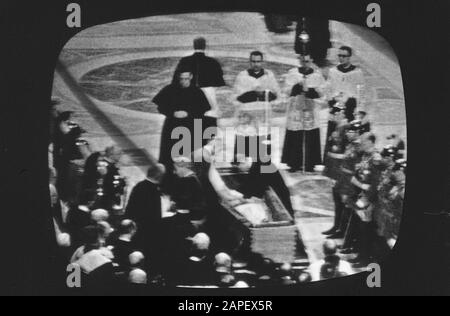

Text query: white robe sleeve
(306, 71), (326, 96)
(284, 68), (303, 95)
(234, 71), (253, 99)
(264, 70), (281, 98)
(327, 67), (341, 99)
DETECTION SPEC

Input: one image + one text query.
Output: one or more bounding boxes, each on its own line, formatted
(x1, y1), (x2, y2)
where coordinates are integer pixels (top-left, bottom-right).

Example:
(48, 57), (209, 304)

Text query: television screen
(50, 12), (408, 289)
(3, 0), (448, 297)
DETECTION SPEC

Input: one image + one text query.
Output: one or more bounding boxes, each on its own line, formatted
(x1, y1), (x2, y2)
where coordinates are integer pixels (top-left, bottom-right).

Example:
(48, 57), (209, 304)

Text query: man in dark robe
(168, 157), (207, 223)
(153, 68), (211, 170)
(172, 37), (226, 136)
(125, 164), (166, 272)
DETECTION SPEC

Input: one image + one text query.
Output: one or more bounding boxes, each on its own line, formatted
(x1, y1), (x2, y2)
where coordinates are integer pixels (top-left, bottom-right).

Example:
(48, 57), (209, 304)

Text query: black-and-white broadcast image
(3, 0), (448, 297)
(50, 12), (408, 290)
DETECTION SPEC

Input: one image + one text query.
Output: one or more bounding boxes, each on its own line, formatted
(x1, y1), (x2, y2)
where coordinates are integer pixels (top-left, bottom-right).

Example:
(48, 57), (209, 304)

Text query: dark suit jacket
(172, 52), (226, 88)
(125, 180), (162, 246)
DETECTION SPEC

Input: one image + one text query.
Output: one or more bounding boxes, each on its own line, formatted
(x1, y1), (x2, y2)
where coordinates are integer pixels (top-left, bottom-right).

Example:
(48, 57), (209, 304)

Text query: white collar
(145, 177), (159, 185)
(118, 236), (131, 242)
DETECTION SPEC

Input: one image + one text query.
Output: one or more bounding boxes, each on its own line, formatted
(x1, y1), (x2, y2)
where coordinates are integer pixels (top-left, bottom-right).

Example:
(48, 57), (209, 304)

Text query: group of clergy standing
(152, 36), (366, 173)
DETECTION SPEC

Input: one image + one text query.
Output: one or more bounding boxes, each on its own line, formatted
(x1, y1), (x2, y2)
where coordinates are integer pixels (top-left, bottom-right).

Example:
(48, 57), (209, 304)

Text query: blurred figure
(91, 208), (109, 223)
(128, 268), (147, 285)
(172, 36), (226, 135)
(323, 105), (348, 172)
(374, 159), (406, 258)
(232, 280), (250, 288)
(99, 146), (126, 212)
(352, 111), (371, 134)
(129, 251), (146, 269)
(297, 271), (312, 284)
(323, 107), (349, 237)
(277, 263), (297, 286)
(294, 17), (331, 68)
(97, 221), (114, 245)
(125, 164), (166, 271)
(218, 274), (237, 288)
(70, 225), (116, 294)
(386, 134), (406, 159)
(264, 14), (293, 34)
(347, 133), (384, 266)
(336, 123), (365, 252)
(214, 252), (233, 285)
(308, 240), (353, 281)
(169, 156), (207, 225)
(53, 111), (73, 173)
(254, 257), (278, 287)
(80, 151), (104, 205)
(175, 233), (215, 285)
(55, 111), (88, 203)
(214, 252), (233, 274)
(70, 225), (114, 263)
(110, 219), (139, 269)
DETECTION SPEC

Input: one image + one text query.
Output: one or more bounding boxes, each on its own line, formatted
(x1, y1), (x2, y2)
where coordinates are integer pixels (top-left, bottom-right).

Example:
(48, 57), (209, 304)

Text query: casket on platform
(217, 169), (300, 264)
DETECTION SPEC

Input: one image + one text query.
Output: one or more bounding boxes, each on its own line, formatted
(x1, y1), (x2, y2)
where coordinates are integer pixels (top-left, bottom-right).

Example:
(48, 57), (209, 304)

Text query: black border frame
(1, 0), (448, 296)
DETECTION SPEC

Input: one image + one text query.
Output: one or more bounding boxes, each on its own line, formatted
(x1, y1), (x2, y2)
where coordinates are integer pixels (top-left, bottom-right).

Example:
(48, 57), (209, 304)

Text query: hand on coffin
(219, 189), (246, 206)
(244, 197), (264, 204)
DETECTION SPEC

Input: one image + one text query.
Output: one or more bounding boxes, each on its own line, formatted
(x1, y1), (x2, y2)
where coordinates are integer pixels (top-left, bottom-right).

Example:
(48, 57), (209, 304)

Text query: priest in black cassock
(172, 37), (226, 135)
(153, 67), (211, 169)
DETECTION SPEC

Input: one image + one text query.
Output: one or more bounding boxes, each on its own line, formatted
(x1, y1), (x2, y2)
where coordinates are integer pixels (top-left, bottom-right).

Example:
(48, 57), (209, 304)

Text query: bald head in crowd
(91, 209), (109, 223)
(129, 251), (145, 267)
(147, 163), (166, 184)
(128, 268), (147, 284)
(214, 252), (232, 273)
(190, 232), (211, 252)
(118, 219), (137, 237)
(98, 221), (114, 241)
(323, 240), (338, 257)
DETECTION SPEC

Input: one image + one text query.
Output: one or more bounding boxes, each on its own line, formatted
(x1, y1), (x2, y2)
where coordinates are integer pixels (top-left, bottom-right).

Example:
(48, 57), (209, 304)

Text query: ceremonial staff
(265, 89), (270, 141)
(298, 18), (310, 174)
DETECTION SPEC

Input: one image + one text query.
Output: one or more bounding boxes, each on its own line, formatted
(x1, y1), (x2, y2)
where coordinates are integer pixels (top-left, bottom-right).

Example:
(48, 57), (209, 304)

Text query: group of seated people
(48, 105), (314, 292)
(48, 93), (406, 292)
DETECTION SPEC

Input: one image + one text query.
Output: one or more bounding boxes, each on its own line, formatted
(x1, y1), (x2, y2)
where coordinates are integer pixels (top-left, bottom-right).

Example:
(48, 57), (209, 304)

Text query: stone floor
(52, 13), (406, 271)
